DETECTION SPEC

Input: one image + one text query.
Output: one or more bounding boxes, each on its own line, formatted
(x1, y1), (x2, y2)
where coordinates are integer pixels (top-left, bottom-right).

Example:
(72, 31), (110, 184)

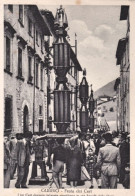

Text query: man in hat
(96, 132), (121, 189)
(4, 134), (11, 188)
(15, 131), (32, 188)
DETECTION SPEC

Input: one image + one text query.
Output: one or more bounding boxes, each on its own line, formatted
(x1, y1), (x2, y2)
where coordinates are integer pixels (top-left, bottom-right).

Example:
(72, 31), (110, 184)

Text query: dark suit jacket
(94, 139), (101, 155)
(4, 142), (11, 169)
(16, 140), (30, 167)
(119, 141), (130, 166)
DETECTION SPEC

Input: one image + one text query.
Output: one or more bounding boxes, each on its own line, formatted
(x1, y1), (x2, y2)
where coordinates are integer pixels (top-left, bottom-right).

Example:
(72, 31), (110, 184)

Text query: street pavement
(10, 162), (124, 189)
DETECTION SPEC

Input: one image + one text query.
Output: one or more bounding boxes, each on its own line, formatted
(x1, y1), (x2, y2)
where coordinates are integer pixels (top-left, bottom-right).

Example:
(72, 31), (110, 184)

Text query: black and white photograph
(2, 0), (134, 192)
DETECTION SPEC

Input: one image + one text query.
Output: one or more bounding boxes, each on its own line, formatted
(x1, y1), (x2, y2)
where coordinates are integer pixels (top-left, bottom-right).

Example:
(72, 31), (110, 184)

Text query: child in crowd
(123, 163), (130, 189)
(85, 148), (101, 189)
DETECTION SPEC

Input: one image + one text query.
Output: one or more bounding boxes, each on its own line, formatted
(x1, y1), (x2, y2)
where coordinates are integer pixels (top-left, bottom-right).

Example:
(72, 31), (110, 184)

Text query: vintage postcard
(0, 0), (135, 196)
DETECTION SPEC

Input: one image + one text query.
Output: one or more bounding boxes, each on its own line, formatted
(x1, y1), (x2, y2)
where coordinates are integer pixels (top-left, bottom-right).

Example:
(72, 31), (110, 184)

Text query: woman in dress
(66, 138), (83, 187)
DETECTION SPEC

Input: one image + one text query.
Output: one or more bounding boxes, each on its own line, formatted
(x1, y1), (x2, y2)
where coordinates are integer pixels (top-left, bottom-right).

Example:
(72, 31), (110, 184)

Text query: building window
(36, 62), (39, 87)
(40, 65), (43, 90)
(39, 119), (43, 132)
(6, 36), (10, 72)
(5, 96), (12, 132)
(36, 30), (39, 45)
(28, 56), (33, 82)
(39, 105), (42, 115)
(109, 107), (114, 112)
(28, 18), (32, 36)
(19, 5), (24, 26)
(8, 5), (13, 12)
(18, 47), (22, 77)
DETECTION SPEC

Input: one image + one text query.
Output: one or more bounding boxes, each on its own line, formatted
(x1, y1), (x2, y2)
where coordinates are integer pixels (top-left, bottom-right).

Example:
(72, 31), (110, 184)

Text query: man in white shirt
(96, 133), (121, 189)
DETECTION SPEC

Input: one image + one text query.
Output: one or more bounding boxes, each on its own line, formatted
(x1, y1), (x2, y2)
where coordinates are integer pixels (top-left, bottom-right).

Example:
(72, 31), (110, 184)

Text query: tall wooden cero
(53, 6), (71, 134)
(79, 69), (89, 133)
(89, 85), (95, 133)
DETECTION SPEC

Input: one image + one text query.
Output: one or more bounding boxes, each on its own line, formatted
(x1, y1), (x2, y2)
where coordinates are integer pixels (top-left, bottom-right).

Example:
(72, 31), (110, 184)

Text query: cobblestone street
(10, 162), (124, 189)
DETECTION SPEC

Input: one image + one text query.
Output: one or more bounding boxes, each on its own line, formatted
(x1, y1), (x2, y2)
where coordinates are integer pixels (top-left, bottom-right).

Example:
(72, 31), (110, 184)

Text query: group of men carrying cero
(50, 131), (130, 189)
(4, 130), (130, 189)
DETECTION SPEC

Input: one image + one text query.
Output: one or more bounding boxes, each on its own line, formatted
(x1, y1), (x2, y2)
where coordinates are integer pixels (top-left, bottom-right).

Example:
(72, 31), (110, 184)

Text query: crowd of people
(4, 130), (130, 189)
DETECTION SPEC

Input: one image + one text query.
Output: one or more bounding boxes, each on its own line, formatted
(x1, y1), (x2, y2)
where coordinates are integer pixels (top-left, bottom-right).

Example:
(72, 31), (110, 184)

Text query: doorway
(23, 105), (29, 133)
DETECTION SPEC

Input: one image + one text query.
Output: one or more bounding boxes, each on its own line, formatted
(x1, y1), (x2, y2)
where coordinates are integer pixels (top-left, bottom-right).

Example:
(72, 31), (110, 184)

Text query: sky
(38, 5), (127, 91)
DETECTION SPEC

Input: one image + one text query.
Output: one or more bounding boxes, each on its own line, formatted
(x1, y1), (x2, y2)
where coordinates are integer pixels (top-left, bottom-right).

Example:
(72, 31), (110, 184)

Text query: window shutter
(6, 37), (10, 71)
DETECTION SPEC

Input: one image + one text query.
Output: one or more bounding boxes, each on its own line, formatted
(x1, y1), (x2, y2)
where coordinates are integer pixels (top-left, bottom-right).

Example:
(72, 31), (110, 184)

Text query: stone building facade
(4, 5), (51, 135)
(116, 6), (130, 133)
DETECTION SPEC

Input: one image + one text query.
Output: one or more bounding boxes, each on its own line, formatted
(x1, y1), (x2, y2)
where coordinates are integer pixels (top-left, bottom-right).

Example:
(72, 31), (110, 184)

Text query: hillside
(94, 79), (116, 99)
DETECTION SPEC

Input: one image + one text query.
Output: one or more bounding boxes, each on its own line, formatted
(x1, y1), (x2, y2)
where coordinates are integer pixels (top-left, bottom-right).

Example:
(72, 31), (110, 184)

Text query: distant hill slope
(94, 79), (116, 99)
